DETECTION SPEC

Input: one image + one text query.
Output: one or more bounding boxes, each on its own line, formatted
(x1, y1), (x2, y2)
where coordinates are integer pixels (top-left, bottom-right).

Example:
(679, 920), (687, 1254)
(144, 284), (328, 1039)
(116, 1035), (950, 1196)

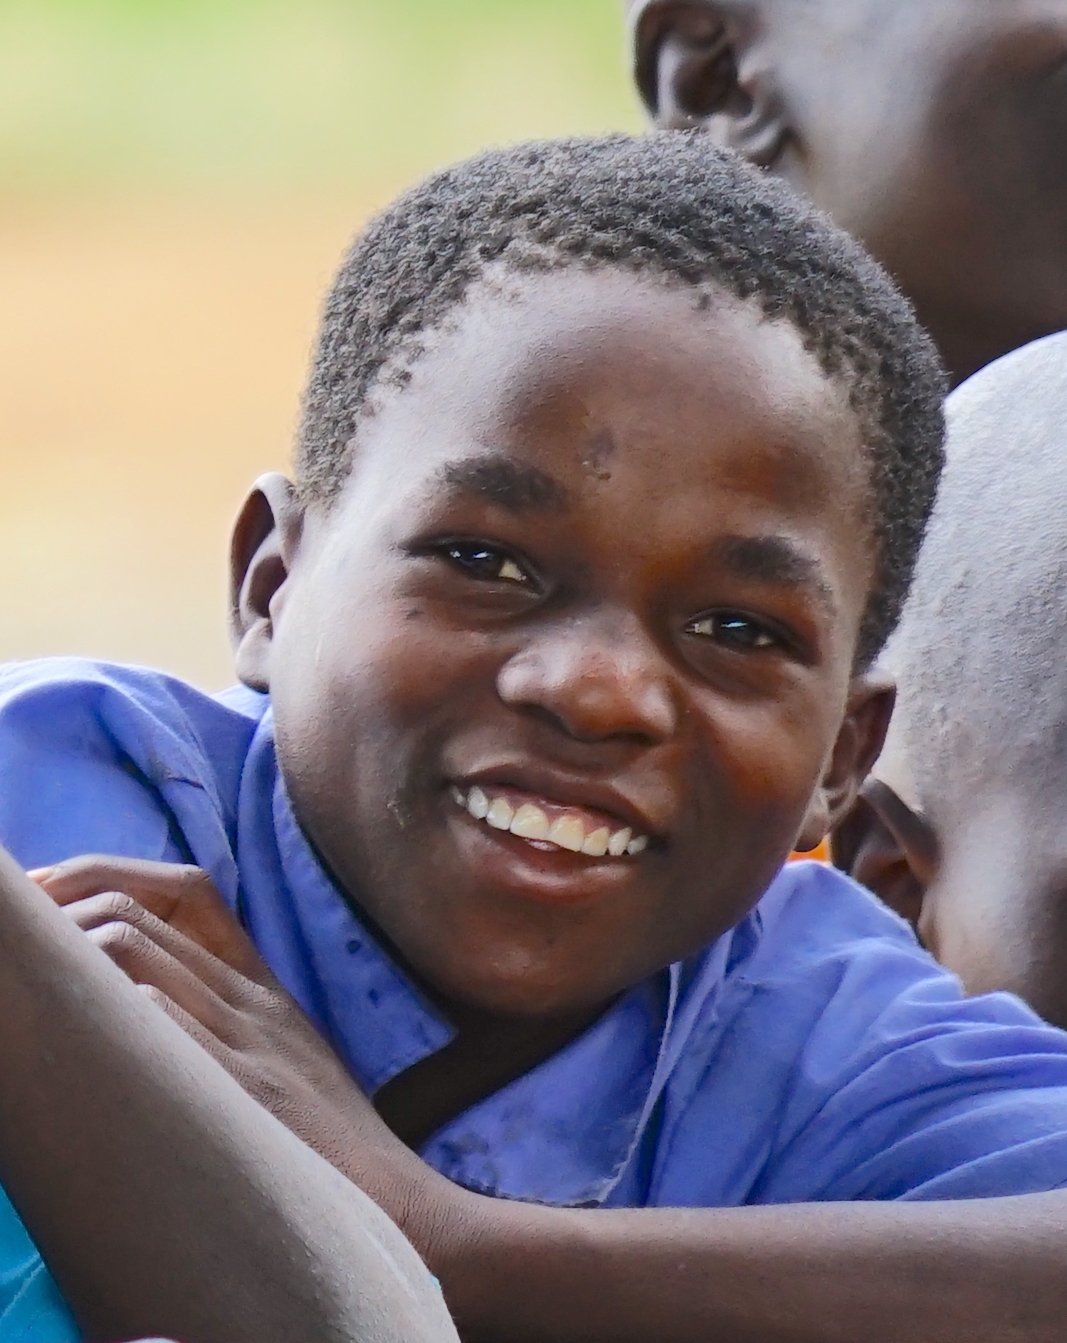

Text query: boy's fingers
(85, 915), (237, 1043)
(31, 855), (203, 914)
(66, 890), (256, 1020)
(31, 855), (269, 982)
(137, 983), (226, 1062)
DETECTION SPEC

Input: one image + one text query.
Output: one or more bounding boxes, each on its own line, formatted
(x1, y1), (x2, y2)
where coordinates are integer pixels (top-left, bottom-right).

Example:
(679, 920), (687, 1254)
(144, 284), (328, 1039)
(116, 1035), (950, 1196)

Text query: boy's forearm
(0, 846), (456, 1343)
(439, 1190), (1067, 1343)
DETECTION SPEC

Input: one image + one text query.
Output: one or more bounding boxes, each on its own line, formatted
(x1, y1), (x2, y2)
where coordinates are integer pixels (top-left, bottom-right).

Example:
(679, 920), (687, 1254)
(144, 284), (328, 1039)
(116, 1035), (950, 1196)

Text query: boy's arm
(436, 1189), (1067, 1343)
(45, 857), (1067, 1343)
(0, 845), (457, 1343)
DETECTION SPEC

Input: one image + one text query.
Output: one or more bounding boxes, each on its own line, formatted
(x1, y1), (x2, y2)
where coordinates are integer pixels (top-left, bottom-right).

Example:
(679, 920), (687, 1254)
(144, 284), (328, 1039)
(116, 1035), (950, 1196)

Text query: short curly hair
(295, 132), (946, 667)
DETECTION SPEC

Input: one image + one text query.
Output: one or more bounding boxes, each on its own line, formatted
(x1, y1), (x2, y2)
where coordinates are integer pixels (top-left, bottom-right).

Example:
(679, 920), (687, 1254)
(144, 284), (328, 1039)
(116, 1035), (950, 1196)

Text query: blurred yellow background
(2, 0), (640, 687)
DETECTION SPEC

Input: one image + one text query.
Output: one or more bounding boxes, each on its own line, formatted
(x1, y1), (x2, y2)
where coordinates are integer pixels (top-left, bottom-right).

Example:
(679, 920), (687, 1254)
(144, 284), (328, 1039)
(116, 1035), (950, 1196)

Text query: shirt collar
(236, 709), (453, 1091)
(421, 919), (759, 1206)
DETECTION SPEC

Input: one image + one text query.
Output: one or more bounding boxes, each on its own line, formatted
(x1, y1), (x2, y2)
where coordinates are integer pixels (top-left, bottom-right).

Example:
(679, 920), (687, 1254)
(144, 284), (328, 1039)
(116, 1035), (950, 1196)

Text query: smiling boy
(629, 0), (1067, 385)
(5, 133), (1067, 1340)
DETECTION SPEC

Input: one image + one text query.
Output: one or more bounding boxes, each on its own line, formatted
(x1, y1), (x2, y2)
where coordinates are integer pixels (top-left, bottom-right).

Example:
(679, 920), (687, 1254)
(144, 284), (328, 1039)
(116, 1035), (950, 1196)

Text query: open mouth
(449, 783), (650, 859)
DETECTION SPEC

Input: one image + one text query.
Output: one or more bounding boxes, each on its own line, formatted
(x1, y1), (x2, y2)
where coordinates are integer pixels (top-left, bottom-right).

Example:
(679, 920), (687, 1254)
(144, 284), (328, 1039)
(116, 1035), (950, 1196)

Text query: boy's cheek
(702, 687), (839, 806)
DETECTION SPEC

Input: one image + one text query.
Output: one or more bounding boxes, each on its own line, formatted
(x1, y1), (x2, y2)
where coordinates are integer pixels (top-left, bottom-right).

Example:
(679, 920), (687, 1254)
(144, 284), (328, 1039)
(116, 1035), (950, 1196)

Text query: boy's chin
(410, 938), (631, 1025)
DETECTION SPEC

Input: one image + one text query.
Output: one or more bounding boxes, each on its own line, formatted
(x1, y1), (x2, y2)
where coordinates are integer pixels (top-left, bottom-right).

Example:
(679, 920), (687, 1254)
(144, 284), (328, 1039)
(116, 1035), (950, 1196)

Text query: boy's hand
(31, 857), (268, 982)
(31, 856), (481, 1272)
(33, 859), (356, 1123)
(30, 860), (413, 1191)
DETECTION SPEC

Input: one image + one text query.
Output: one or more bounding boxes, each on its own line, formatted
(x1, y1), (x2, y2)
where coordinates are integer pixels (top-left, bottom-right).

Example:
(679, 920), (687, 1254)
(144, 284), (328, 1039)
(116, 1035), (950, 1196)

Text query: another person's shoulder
(758, 857), (919, 950)
(739, 859), (1057, 1069)
(712, 858), (938, 1034)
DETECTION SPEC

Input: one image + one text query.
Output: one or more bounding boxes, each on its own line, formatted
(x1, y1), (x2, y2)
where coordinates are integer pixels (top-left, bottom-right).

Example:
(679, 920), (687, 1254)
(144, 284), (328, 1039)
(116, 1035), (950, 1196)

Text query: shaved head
(842, 331), (1067, 1020)
(880, 332), (1067, 826)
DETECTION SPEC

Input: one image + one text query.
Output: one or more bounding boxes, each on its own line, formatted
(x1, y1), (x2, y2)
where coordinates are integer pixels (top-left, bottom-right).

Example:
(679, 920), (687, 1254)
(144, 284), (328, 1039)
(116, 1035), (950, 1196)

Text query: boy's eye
(441, 542), (530, 585)
(686, 611), (783, 652)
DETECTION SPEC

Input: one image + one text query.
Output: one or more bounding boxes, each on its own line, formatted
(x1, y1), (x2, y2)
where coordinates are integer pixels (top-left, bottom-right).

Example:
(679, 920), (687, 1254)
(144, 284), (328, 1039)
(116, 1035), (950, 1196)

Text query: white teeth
(467, 786), (489, 820)
(547, 815), (585, 853)
(510, 803), (551, 841)
(486, 797), (515, 830)
(581, 827), (610, 857)
(455, 786), (649, 858)
(607, 827), (632, 857)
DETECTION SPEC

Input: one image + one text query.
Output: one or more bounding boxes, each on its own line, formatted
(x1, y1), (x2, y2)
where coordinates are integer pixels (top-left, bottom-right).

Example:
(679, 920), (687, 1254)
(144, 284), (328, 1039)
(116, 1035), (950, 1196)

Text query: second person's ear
(794, 676), (895, 856)
(631, 1), (788, 164)
(832, 779), (940, 933)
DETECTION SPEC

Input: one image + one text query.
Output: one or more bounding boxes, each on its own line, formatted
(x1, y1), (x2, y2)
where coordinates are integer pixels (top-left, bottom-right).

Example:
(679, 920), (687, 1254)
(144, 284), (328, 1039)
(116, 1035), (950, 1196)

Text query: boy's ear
(631, 1), (786, 163)
(794, 676), (895, 855)
(831, 779), (940, 932)
(229, 472), (305, 693)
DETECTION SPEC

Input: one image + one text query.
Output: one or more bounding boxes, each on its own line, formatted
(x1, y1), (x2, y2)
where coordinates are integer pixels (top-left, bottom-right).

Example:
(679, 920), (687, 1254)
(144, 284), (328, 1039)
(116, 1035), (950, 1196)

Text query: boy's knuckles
(40, 854), (215, 907)
(242, 982), (283, 1015)
(137, 983), (171, 1010)
(88, 919), (154, 963)
(180, 866), (223, 897)
(87, 891), (141, 924)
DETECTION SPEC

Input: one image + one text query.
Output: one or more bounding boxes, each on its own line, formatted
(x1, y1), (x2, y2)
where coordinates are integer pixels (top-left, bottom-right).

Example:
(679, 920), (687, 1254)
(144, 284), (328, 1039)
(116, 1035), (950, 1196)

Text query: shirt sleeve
(653, 864), (1067, 1207)
(0, 1189), (78, 1343)
(0, 658), (249, 899)
(749, 868), (1067, 1203)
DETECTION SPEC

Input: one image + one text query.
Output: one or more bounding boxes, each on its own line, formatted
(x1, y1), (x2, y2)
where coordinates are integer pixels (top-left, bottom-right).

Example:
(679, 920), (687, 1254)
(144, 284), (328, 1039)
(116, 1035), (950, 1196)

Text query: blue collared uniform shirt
(5, 657), (1067, 1332)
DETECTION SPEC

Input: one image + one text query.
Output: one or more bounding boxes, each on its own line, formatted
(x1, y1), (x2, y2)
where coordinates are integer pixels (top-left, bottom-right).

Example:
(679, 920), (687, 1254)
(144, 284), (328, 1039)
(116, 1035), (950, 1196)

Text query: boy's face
(249, 269), (883, 1021)
(633, 0), (1067, 380)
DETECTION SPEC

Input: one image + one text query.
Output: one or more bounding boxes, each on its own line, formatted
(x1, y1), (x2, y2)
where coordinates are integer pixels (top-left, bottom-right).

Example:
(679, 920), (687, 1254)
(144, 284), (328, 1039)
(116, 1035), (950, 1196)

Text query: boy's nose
(496, 616), (679, 746)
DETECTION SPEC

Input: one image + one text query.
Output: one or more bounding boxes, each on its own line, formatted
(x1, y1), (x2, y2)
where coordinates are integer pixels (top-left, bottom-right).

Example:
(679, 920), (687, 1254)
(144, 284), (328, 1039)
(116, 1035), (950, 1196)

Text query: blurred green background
(2, 0), (638, 198)
(1, 0), (641, 685)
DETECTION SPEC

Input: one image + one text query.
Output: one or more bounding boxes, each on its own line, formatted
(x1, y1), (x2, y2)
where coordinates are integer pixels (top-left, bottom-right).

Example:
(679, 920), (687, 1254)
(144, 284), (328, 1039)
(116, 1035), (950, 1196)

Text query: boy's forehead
(365, 266), (859, 461)
(339, 265), (872, 588)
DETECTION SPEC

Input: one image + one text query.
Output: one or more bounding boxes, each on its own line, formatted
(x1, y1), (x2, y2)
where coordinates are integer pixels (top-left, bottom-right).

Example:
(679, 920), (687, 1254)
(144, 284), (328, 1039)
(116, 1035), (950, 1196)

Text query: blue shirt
(5, 657), (1067, 1331)
(0, 1195), (77, 1342)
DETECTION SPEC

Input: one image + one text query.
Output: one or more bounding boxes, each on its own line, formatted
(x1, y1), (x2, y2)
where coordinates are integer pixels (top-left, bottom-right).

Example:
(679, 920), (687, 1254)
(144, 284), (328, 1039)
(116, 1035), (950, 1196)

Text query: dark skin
(251, 269), (880, 1029)
(37, 266), (1067, 1340)
(837, 774), (1067, 1032)
(0, 848), (457, 1343)
(630, 0), (1067, 385)
(832, 776), (937, 939)
(209, 266), (885, 1144)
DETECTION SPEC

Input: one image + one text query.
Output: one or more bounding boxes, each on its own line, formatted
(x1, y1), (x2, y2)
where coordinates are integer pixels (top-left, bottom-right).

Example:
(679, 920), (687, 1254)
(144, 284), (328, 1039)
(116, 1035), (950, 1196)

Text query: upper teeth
(450, 786), (649, 857)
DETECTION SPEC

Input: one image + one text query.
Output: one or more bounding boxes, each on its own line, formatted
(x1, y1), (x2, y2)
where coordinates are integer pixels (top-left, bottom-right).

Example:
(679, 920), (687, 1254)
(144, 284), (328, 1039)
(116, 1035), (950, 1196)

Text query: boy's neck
(374, 1003), (606, 1150)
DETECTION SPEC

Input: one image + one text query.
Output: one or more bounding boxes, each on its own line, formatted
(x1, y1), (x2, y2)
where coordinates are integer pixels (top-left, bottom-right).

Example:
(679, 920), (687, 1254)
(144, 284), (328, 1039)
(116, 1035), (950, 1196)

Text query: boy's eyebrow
(712, 534), (838, 617)
(436, 457), (571, 515)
